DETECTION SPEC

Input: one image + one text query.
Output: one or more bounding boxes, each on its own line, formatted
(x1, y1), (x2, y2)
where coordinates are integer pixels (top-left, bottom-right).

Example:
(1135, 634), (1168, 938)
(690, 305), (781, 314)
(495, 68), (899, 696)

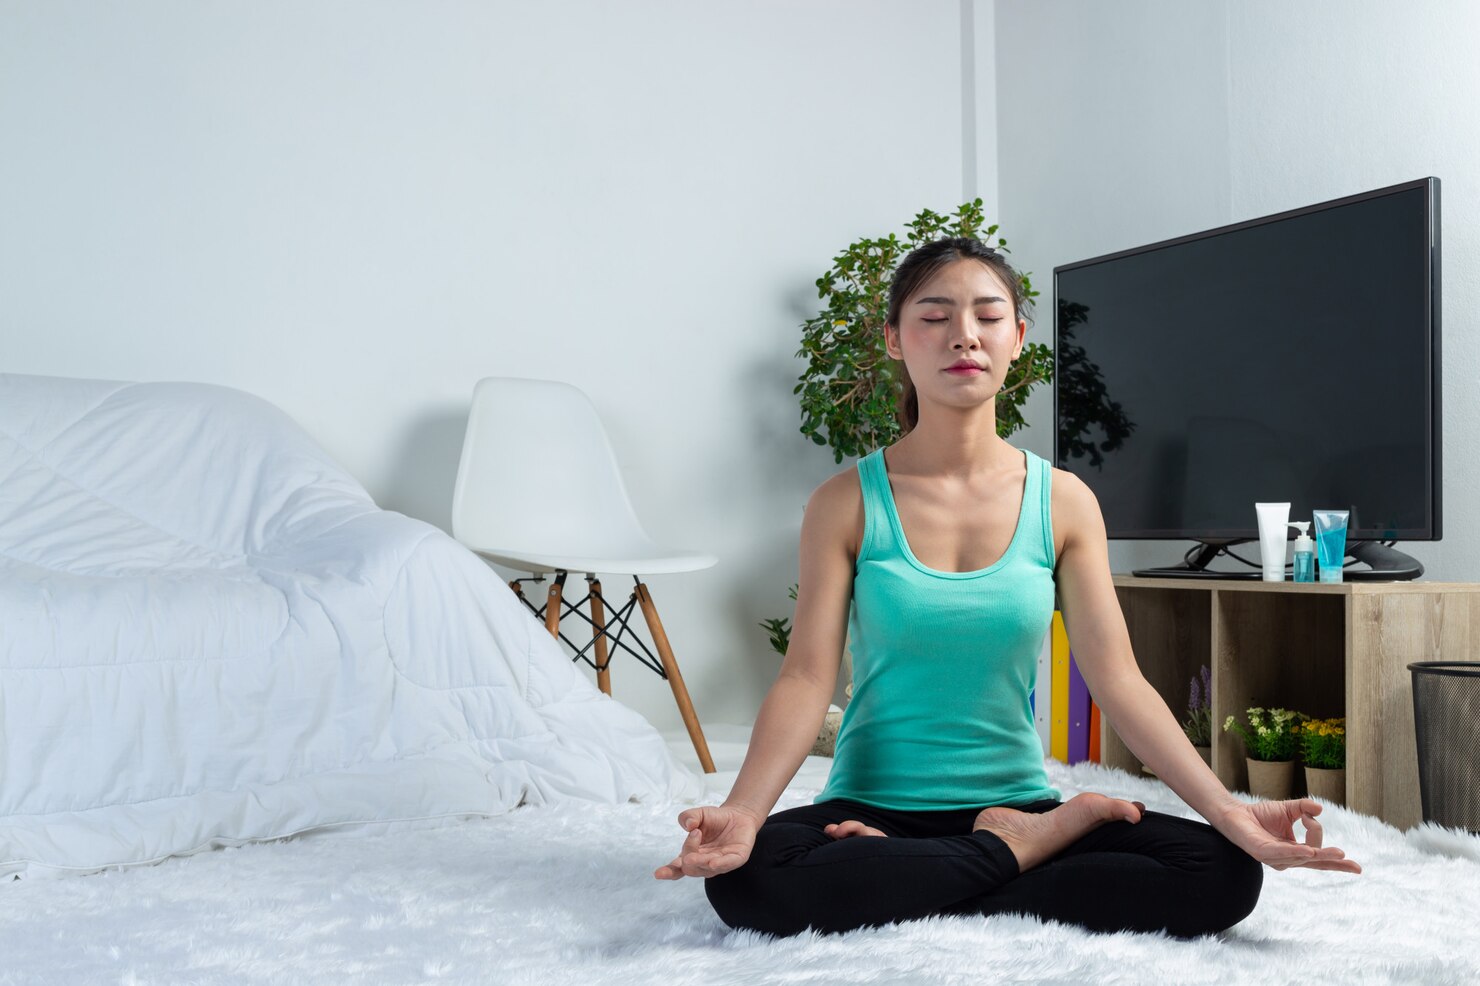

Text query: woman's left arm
(1049, 471), (1241, 825)
(1051, 472), (1361, 873)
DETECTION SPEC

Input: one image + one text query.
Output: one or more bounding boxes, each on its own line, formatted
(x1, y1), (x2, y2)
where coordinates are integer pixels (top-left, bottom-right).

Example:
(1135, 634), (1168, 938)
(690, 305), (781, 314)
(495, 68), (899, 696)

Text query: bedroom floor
(3, 723), (1478, 986)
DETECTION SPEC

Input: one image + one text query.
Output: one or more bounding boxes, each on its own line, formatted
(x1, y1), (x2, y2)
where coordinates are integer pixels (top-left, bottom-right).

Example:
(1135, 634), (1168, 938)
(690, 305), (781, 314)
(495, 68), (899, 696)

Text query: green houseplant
(1298, 715), (1347, 805)
(793, 198), (1050, 465)
(759, 203), (1055, 755)
(1223, 707), (1309, 800)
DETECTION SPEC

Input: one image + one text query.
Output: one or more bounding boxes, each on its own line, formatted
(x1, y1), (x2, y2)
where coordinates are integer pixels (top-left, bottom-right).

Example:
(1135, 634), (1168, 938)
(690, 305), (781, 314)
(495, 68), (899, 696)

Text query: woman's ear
(884, 322), (900, 359)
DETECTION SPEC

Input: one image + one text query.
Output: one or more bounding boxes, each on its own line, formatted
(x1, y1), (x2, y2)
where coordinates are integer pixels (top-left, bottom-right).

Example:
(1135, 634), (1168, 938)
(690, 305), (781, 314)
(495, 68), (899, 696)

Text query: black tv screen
(1053, 177), (1440, 579)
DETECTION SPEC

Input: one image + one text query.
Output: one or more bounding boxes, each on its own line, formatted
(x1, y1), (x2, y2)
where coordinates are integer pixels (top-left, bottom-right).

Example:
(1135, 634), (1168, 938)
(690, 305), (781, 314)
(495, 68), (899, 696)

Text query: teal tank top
(815, 445), (1063, 810)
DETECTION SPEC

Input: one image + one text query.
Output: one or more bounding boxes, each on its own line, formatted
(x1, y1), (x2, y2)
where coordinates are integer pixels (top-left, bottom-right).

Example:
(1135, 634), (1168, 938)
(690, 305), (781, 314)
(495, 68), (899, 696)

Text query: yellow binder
(1050, 609), (1070, 763)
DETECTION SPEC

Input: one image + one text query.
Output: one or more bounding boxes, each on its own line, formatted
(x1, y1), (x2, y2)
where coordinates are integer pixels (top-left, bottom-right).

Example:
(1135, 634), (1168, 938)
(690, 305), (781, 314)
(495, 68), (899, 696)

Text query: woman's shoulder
(1046, 463), (1099, 569)
(807, 461), (867, 562)
(1045, 461), (1094, 505)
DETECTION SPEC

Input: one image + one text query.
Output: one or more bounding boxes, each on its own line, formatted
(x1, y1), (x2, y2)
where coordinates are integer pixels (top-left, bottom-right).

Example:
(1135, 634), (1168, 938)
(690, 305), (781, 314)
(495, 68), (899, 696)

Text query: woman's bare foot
(823, 819), (888, 839)
(973, 793), (1145, 874)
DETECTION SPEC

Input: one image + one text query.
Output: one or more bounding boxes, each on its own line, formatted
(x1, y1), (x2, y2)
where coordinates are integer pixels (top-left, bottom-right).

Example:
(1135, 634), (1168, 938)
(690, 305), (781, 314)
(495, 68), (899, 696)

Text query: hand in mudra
(1218, 798), (1363, 873)
(654, 805), (761, 880)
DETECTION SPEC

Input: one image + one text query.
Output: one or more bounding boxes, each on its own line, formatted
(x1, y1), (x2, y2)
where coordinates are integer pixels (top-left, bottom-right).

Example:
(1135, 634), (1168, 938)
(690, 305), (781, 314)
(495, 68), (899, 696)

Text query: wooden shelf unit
(1101, 575), (1480, 832)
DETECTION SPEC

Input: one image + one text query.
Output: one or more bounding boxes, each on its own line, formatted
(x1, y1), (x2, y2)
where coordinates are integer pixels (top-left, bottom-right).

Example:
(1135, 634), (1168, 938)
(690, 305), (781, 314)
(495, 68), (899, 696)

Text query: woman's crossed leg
(703, 795), (1262, 939)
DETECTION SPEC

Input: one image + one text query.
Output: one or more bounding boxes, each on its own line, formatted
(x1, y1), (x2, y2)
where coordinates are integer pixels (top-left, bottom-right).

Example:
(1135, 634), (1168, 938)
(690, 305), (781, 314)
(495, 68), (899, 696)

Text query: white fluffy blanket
(2, 732), (1477, 985)
(0, 373), (703, 880)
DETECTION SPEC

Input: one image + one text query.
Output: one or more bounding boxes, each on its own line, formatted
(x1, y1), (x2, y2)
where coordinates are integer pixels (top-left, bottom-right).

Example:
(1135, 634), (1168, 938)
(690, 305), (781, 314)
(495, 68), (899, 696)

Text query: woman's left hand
(1215, 798), (1363, 873)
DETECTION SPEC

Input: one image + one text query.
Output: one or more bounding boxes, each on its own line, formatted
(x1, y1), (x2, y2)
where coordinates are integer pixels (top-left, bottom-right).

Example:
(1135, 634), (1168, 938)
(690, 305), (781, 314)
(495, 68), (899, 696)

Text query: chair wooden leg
(590, 577), (612, 696)
(633, 579), (716, 774)
(543, 573), (565, 640)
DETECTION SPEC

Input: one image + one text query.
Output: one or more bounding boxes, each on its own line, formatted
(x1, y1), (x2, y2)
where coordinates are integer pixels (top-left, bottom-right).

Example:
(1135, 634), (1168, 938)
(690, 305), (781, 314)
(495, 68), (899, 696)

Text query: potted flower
(1223, 707), (1308, 800)
(1183, 665), (1213, 768)
(1299, 716), (1346, 805)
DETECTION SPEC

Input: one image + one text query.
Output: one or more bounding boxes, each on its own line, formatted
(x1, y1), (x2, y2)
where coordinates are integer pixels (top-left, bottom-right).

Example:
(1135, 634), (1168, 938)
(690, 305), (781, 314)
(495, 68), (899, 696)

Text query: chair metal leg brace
(509, 575), (663, 676)
(507, 572), (716, 773)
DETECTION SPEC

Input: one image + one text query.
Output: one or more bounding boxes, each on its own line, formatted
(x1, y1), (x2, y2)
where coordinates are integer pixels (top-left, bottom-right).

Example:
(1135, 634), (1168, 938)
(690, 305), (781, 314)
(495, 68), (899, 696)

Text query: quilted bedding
(0, 373), (704, 880)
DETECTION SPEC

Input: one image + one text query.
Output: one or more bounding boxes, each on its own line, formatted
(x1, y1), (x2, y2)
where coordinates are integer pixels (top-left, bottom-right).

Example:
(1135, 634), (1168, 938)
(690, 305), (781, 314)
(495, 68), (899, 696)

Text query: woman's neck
(891, 411), (1016, 482)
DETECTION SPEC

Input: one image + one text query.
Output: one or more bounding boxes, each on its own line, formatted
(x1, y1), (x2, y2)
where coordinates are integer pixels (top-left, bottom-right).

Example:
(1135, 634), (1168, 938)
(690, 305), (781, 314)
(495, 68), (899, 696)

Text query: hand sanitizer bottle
(1289, 521), (1315, 583)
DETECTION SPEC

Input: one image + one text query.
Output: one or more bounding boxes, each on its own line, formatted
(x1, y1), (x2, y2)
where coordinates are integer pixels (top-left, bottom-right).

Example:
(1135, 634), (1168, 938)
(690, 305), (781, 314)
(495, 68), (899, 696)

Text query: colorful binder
(1037, 610), (1104, 766)
(1050, 611), (1069, 763)
(1088, 700), (1101, 763)
(1034, 626), (1053, 756)
(1068, 646), (1090, 764)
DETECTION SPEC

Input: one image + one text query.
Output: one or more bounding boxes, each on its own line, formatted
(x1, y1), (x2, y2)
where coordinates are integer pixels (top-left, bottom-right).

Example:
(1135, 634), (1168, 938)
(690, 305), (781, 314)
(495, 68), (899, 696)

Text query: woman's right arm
(721, 473), (859, 825)
(654, 474), (860, 880)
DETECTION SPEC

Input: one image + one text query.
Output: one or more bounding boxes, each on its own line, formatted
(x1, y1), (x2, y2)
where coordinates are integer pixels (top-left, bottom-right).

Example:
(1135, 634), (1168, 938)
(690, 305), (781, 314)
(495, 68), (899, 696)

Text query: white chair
(451, 376), (718, 773)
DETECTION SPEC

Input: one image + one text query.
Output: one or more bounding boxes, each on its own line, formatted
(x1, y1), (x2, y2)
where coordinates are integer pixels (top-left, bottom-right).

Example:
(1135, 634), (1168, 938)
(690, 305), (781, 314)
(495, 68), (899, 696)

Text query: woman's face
(885, 258), (1026, 411)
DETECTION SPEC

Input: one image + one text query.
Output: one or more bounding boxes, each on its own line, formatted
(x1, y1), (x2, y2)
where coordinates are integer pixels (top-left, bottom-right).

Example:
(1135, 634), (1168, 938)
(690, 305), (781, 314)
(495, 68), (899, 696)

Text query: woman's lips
(945, 366), (983, 375)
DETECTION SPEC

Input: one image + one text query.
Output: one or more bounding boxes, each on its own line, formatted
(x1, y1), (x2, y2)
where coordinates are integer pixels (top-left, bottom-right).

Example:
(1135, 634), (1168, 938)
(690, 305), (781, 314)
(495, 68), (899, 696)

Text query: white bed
(0, 372), (703, 881)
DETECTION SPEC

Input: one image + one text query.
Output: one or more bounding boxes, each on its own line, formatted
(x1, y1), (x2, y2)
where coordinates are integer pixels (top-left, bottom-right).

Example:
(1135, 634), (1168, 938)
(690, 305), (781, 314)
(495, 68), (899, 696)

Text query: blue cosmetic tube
(1312, 509), (1349, 583)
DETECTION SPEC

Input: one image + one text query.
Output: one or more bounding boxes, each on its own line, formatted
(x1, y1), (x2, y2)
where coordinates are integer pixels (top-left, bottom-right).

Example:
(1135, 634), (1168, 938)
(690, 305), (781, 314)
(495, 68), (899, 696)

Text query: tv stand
(1133, 540), (1259, 580)
(1132, 539), (1426, 582)
(1100, 575), (1480, 831)
(1346, 540), (1426, 580)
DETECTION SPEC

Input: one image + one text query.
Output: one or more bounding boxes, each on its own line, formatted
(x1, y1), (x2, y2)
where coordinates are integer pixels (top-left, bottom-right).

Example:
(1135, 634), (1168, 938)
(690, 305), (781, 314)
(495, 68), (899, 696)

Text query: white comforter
(0, 373), (704, 880)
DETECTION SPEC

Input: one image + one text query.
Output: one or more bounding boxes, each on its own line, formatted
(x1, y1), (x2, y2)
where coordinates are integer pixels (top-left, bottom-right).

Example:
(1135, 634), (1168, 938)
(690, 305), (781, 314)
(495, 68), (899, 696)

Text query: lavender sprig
(1182, 664), (1213, 745)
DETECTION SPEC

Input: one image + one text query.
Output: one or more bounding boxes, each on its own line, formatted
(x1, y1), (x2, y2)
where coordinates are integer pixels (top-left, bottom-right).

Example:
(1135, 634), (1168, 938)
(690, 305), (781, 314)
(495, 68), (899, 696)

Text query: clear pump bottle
(1289, 521), (1315, 583)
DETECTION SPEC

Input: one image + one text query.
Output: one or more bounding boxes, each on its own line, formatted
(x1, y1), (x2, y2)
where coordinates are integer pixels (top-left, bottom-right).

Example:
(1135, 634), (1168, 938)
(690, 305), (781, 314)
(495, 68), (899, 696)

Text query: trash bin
(1407, 661), (1480, 834)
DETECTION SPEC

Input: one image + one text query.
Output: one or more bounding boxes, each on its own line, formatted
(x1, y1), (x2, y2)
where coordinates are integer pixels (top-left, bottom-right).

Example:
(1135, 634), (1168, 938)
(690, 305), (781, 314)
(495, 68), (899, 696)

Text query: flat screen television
(1052, 177), (1441, 581)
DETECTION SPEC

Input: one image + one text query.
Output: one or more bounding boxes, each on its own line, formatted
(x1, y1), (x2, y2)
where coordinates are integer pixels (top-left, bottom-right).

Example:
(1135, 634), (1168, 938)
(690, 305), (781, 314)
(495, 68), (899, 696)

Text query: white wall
(992, 0), (1479, 581)
(0, 1), (974, 733)
(12, 0), (1468, 750)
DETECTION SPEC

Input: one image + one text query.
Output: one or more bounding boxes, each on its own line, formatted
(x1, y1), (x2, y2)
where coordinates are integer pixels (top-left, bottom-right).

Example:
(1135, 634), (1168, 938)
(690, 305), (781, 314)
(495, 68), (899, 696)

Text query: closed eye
(922, 317), (1003, 323)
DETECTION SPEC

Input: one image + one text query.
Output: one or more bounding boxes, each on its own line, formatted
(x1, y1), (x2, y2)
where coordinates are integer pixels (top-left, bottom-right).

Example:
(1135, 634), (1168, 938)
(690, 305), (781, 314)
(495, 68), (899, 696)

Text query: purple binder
(1067, 651), (1090, 764)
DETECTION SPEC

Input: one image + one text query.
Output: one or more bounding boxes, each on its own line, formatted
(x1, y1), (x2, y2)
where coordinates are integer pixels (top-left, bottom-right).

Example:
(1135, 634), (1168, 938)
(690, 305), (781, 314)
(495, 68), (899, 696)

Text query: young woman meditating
(654, 237), (1362, 939)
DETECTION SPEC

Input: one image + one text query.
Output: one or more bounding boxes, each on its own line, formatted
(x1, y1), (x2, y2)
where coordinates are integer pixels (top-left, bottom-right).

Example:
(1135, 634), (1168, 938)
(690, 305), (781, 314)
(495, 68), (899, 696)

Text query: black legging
(704, 797), (1264, 939)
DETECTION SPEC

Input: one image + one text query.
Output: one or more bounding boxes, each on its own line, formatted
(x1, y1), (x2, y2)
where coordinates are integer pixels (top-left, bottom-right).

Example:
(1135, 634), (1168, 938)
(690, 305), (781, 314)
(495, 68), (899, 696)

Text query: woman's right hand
(653, 804), (762, 880)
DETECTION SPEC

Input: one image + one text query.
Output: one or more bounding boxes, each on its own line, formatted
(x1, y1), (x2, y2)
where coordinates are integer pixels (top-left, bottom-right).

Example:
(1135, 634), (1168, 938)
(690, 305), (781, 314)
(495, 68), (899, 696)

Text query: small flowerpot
(1246, 757), (1297, 800)
(1304, 765), (1346, 806)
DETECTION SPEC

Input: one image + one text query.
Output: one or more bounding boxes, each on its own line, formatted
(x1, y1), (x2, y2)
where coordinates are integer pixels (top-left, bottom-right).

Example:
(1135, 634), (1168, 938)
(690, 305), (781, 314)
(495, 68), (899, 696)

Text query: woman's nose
(949, 314), (982, 348)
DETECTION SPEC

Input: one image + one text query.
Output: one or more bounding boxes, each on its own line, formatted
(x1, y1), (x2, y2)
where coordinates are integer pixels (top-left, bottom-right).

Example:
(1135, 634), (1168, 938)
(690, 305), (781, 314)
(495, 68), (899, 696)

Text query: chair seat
(471, 543), (717, 576)
(449, 376), (719, 772)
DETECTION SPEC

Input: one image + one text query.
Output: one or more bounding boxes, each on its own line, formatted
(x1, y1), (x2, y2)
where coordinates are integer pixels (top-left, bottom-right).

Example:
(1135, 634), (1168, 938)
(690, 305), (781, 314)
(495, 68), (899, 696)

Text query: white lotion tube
(1255, 502), (1291, 581)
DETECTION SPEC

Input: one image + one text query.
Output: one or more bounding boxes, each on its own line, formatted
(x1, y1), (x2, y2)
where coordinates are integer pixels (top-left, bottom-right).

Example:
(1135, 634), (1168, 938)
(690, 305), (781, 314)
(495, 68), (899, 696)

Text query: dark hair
(884, 237), (1033, 434)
